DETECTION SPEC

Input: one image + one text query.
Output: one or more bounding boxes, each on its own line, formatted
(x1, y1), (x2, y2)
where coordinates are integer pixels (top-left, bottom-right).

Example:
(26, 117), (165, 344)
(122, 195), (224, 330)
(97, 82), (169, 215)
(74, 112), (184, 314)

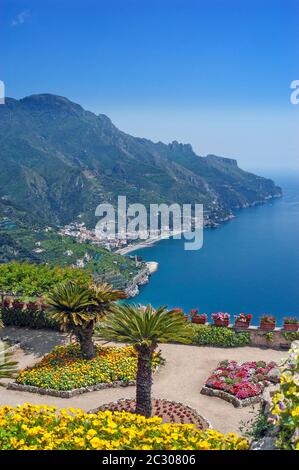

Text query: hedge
(1, 309), (252, 344)
(190, 324), (251, 347)
(1, 306), (60, 331)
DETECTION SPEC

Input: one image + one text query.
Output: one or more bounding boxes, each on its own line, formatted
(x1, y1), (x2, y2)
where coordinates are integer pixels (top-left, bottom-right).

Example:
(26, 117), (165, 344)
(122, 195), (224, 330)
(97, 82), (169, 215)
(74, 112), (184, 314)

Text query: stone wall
(233, 326), (293, 350)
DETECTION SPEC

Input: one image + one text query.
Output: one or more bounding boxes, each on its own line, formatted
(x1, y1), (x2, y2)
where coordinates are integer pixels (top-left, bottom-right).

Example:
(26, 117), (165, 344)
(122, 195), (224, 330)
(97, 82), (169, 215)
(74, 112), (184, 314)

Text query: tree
(47, 282), (126, 359)
(0, 315), (18, 385)
(0, 348), (18, 385)
(96, 304), (191, 417)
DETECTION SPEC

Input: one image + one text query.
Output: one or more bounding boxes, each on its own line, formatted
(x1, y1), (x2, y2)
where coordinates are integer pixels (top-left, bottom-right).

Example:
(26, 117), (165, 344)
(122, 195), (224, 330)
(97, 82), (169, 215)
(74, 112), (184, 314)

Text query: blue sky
(1, 0), (299, 172)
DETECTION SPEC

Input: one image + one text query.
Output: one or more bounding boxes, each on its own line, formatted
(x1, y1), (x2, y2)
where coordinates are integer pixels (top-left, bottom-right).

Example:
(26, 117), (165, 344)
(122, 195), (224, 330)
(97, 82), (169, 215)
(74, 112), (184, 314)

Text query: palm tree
(96, 304), (191, 417)
(47, 282), (126, 359)
(0, 314), (18, 384)
(0, 348), (18, 385)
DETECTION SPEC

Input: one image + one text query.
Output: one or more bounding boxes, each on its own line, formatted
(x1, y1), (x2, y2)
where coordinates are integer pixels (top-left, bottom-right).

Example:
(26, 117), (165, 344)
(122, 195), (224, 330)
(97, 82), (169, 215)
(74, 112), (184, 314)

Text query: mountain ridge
(0, 93), (282, 230)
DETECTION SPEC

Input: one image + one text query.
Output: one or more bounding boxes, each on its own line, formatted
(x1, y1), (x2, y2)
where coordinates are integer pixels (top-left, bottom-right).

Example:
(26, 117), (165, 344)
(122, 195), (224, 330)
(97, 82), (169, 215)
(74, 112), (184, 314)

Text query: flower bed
(201, 360), (277, 407)
(0, 404), (249, 450)
(12, 344), (162, 396)
(90, 398), (210, 430)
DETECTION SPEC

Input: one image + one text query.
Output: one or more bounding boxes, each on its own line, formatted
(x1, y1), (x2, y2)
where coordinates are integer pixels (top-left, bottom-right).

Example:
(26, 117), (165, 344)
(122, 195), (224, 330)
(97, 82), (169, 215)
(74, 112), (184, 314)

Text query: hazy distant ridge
(0, 94), (282, 228)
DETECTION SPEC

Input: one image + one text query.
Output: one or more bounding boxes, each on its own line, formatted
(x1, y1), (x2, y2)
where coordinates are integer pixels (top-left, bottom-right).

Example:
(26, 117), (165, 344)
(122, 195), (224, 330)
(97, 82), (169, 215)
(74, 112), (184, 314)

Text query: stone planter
(260, 321), (276, 331)
(13, 301), (25, 309)
(213, 319), (229, 327)
(89, 398), (212, 431)
(8, 362), (163, 398)
(234, 320), (250, 329)
(8, 380), (136, 398)
(283, 323), (298, 332)
(200, 386), (262, 408)
(39, 304), (48, 310)
(26, 302), (38, 310)
(191, 317), (206, 324)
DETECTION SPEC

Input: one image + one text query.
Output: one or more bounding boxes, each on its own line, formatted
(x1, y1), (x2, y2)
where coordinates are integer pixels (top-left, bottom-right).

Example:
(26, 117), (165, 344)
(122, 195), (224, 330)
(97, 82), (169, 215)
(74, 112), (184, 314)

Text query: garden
(14, 344), (162, 394)
(0, 272), (298, 451)
(201, 360), (278, 407)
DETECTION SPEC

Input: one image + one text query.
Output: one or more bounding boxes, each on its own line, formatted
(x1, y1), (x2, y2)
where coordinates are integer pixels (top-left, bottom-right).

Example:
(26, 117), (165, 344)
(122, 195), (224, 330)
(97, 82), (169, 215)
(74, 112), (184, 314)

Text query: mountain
(0, 94), (282, 229)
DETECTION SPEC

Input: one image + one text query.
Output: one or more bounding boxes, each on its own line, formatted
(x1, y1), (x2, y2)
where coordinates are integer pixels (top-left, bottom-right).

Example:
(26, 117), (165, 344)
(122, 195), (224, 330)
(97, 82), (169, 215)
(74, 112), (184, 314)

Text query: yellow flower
(90, 437), (102, 449)
(0, 404), (249, 451)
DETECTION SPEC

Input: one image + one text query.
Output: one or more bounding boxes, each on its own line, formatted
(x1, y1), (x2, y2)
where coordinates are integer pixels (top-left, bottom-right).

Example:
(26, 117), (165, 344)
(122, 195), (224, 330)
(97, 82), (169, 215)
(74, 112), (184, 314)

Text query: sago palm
(0, 348), (18, 385)
(97, 304), (191, 417)
(47, 282), (126, 359)
(0, 314), (18, 384)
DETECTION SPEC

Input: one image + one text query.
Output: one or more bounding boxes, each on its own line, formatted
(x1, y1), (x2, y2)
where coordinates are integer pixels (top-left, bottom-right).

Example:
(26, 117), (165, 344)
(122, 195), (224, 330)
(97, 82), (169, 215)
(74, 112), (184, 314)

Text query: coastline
(118, 193), (283, 300)
(115, 229), (186, 255)
(115, 194), (282, 256)
(124, 261), (159, 297)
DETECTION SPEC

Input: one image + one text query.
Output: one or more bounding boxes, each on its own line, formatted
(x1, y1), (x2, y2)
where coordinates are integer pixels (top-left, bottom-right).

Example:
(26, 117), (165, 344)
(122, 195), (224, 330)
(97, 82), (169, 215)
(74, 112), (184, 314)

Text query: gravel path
(0, 327), (286, 434)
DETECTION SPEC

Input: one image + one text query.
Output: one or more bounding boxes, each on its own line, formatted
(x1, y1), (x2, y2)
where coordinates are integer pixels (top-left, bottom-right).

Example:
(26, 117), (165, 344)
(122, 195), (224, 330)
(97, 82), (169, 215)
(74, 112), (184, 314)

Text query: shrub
(0, 404), (249, 450)
(190, 324), (250, 347)
(283, 317), (298, 324)
(240, 407), (275, 440)
(264, 332), (274, 342)
(0, 262), (92, 297)
(271, 341), (299, 450)
(1, 306), (60, 330)
(16, 344), (162, 391)
(282, 331), (299, 342)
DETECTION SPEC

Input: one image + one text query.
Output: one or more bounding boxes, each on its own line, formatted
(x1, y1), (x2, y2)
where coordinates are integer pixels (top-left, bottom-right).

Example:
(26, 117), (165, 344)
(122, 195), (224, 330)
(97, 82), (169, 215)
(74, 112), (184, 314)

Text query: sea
(128, 174), (299, 326)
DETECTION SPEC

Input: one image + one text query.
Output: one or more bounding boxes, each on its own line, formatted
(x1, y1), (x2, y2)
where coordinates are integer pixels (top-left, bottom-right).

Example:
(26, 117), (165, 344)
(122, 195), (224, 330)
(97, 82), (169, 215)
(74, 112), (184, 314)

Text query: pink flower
(205, 360), (276, 399)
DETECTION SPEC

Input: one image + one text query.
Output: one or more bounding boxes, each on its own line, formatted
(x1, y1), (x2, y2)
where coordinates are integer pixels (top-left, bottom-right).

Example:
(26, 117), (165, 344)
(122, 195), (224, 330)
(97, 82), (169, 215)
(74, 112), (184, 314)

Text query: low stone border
(89, 398), (212, 431)
(200, 385), (264, 408)
(7, 361), (163, 398)
(7, 379), (136, 398)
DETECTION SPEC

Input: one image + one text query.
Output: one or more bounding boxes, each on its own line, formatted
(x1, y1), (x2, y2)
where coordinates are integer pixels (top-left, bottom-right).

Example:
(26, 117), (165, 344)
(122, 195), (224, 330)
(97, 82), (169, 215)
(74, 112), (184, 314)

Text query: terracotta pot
(13, 301), (25, 309)
(234, 320), (250, 329)
(191, 317), (206, 324)
(260, 321), (276, 331)
(283, 323), (298, 332)
(26, 302), (38, 310)
(214, 319), (229, 327)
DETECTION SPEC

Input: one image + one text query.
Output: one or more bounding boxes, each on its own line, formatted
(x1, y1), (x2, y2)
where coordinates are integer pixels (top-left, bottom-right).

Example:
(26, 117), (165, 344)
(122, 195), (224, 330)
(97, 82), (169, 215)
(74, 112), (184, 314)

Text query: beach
(115, 229), (187, 255)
